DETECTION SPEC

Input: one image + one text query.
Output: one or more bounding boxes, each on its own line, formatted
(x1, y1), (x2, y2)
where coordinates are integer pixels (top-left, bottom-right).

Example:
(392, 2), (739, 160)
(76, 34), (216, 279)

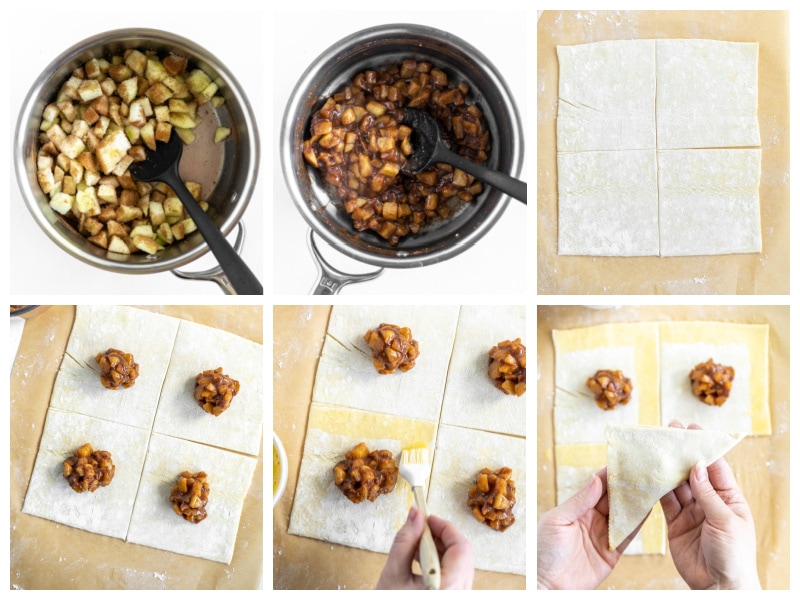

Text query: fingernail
(694, 461), (707, 482)
(407, 506), (419, 523)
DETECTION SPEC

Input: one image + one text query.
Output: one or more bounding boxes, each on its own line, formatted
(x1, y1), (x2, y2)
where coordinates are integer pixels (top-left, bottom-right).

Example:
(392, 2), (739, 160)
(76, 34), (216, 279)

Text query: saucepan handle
(171, 222), (248, 295)
(307, 229), (383, 295)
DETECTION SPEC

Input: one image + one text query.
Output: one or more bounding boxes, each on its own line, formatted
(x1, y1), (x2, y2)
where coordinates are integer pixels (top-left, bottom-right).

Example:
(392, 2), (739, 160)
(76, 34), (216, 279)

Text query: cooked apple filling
(689, 359), (734, 406)
(96, 348), (139, 390)
(333, 442), (398, 504)
(467, 467), (516, 531)
(63, 443), (115, 493)
(364, 323), (419, 374)
(194, 367), (240, 416)
(586, 369), (632, 410)
(488, 338), (526, 396)
(302, 60), (489, 245)
(169, 471), (210, 523)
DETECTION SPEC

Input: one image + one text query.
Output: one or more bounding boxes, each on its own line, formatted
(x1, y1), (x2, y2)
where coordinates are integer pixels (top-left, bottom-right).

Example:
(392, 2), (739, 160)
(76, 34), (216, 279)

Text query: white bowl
(273, 431), (288, 508)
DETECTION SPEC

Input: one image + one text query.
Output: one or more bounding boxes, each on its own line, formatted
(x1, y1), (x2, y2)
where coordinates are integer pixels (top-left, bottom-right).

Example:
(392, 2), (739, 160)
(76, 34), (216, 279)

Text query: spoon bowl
(402, 107), (527, 204)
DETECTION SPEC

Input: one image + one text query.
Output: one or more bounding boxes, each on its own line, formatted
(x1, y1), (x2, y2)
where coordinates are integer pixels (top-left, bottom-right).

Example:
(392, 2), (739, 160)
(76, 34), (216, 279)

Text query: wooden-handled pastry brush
(399, 448), (441, 590)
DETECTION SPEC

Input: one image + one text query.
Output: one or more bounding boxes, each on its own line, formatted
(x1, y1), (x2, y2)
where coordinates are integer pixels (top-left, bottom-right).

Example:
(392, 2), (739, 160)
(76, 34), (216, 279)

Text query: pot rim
(14, 27), (260, 274)
(280, 22), (524, 269)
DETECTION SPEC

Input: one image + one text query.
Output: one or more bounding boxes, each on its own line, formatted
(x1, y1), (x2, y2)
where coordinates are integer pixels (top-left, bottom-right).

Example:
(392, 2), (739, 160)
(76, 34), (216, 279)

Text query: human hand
(537, 467), (643, 589)
(660, 421), (761, 590)
(377, 507), (474, 590)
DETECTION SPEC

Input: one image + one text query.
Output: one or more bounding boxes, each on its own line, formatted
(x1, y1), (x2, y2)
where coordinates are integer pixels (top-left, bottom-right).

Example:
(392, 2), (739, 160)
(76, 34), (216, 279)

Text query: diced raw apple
(84, 58), (101, 79)
(62, 175), (77, 195)
(49, 192), (74, 215)
(157, 222), (174, 244)
(84, 170), (101, 186)
(97, 183), (117, 203)
(180, 218), (197, 235)
(210, 96), (225, 108)
(96, 128), (131, 174)
(149, 201), (165, 226)
(112, 154), (134, 177)
(154, 105), (170, 122)
(168, 112), (195, 129)
(77, 79), (103, 102)
(125, 50), (148, 75)
(145, 59), (168, 82)
(129, 224), (154, 238)
(116, 205), (143, 223)
(42, 103), (60, 123)
(186, 69), (212, 94)
(163, 196), (183, 219)
(108, 235), (131, 254)
(185, 182), (202, 200)
(214, 127), (231, 143)
(155, 122), (172, 143)
(196, 82), (218, 105)
(56, 100), (77, 122)
(163, 54), (188, 76)
(99, 78), (116, 98)
(87, 230), (108, 249)
(37, 169), (57, 194)
(140, 122), (156, 151)
(127, 99), (148, 127)
(75, 185), (101, 216)
(175, 127), (195, 144)
(116, 77), (138, 105)
(132, 234), (159, 254)
(146, 82), (173, 105)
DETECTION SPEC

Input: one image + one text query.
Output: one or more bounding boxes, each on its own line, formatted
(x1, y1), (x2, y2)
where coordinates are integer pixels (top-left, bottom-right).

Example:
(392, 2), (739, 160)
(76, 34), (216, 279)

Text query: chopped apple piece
(163, 197), (184, 219)
(49, 192), (74, 215)
(75, 185), (101, 216)
(87, 230), (108, 249)
(96, 129), (131, 174)
(77, 79), (103, 102)
(132, 234), (159, 254)
(175, 127), (195, 144)
(186, 69), (212, 94)
(140, 121), (156, 151)
(155, 122), (172, 143)
(108, 235), (131, 254)
(214, 127), (231, 143)
(185, 182), (202, 200)
(149, 201), (166, 226)
(125, 50), (148, 76)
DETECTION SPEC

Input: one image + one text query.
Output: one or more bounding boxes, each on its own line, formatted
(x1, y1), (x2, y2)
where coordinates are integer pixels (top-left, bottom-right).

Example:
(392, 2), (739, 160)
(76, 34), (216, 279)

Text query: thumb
(556, 474), (603, 523)
(689, 461), (731, 523)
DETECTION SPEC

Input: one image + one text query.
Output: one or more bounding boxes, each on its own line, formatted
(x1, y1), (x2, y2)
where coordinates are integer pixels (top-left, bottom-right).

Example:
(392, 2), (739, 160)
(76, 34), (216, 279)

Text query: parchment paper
(10, 306), (263, 590)
(537, 10), (789, 294)
(273, 305), (525, 589)
(537, 305), (789, 589)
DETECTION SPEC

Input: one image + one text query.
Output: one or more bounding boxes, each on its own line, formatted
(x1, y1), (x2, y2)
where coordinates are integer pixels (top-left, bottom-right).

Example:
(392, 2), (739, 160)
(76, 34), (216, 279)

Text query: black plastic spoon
(130, 130), (263, 295)
(402, 107), (527, 204)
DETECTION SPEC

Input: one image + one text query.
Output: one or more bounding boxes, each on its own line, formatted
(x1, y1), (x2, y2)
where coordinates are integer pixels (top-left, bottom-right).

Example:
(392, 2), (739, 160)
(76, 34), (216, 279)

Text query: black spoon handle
(440, 148), (527, 204)
(162, 163), (263, 295)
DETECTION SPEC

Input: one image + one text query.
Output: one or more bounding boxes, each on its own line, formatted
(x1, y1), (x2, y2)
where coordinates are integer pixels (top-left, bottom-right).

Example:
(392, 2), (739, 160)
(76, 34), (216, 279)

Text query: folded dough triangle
(606, 424), (746, 550)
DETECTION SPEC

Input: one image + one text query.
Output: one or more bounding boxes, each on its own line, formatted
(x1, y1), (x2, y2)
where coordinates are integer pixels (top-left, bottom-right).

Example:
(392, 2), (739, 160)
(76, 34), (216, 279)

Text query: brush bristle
(401, 447), (429, 465)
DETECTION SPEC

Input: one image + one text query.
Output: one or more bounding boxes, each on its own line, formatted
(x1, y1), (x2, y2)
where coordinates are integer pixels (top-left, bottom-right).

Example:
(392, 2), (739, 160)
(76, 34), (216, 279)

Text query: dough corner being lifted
(605, 424), (745, 551)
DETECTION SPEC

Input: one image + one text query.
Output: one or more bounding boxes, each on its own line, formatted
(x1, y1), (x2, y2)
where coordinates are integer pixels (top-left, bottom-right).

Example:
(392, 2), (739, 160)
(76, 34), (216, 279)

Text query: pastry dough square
(152, 320), (263, 457)
(50, 306), (179, 429)
(555, 444), (665, 555)
(553, 323), (660, 445)
(656, 40), (760, 149)
(557, 40), (656, 151)
(288, 404), (437, 554)
(659, 322), (770, 435)
(311, 305), (460, 422)
(557, 150), (659, 256)
(22, 408), (150, 540)
(427, 425), (525, 575)
(126, 433), (257, 564)
(658, 149), (762, 256)
(440, 305), (526, 436)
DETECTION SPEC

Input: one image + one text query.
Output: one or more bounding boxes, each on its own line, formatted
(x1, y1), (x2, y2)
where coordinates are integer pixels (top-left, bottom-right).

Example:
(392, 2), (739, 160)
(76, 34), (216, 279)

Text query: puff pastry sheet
(658, 149), (762, 256)
(127, 433), (257, 564)
(557, 40), (656, 152)
(656, 40), (760, 149)
(311, 306), (460, 422)
(24, 306), (263, 563)
(606, 424), (745, 550)
(427, 425), (526, 575)
(440, 305), (526, 436)
(288, 404), (436, 554)
(556, 39), (761, 257)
